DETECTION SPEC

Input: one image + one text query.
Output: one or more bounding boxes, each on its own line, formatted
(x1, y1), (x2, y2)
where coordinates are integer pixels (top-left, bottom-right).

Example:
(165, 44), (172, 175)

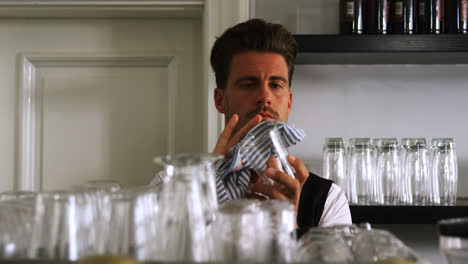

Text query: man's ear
(214, 88), (225, 113)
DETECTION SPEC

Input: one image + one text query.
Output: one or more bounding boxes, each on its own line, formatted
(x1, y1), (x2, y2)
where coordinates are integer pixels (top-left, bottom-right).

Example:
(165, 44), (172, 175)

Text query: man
(210, 18), (351, 230)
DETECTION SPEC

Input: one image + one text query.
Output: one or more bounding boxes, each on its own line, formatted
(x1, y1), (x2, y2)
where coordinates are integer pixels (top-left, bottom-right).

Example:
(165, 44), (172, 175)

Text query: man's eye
(270, 83), (282, 89)
(241, 83), (256, 89)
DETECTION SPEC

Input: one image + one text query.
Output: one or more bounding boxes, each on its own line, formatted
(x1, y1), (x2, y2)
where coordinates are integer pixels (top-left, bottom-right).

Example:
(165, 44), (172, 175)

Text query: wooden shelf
(350, 199), (468, 224)
(294, 34), (468, 64)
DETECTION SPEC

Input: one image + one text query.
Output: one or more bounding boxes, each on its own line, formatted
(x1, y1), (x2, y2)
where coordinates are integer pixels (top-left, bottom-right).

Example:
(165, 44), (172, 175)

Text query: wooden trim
(0, 0), (203, 18)
(202, 0), (249, 152)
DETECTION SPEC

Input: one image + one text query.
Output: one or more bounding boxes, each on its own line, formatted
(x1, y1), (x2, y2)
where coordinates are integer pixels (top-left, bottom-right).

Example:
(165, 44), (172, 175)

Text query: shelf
(294, 34), (468, 64)
(350, 199), (468, 224)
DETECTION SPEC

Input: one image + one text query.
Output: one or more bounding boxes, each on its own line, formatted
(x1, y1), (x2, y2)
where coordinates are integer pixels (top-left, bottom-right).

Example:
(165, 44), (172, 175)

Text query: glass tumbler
(438, 218), (468, 264)
(430, 138), (458, 205)
(260, 200), (297, 263)
(297, 230), (355, 264)
(399, 138), (412, 205)
(210, 199), (271, 262)
(153, 153), (221, 261)
(352, 229), (420, 263)
(403, 138), (430, 205)
(375, 138), (401, 205)
(0, 200), (34, 259)
(322, 138), (347, 193)
(348, 138), (373, 205)
(103, 187), (159, 261)
(28, 191), (97, 260)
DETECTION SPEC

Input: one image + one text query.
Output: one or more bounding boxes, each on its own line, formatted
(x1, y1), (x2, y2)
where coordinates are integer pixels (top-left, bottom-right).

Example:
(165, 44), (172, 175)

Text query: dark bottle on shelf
(406, 0), (418, 33)
(391, 0), (416, 33)
(445, 0), (460, 33)
(340, 0), (365, 34)
(368, 0), (391, 33)
(461, 0), (468, 33)
(417, 0), (429, 33)
(429, 0), (445, 33)
(392, 0), (406, 33)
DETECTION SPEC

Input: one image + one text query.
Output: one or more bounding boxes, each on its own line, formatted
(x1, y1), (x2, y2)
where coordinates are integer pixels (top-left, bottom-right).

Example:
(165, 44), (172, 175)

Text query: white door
(0, 18), (203, 190)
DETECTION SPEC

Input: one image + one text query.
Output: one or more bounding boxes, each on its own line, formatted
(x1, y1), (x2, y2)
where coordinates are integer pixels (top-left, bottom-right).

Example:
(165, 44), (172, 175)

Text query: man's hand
(213, 114), (262, 157)
(246, 155), (309, 218)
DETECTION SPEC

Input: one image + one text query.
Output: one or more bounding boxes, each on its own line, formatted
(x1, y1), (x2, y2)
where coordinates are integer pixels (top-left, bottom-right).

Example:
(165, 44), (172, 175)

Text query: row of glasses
(322, 137), (458, 205)
(1, 152), (306, 262)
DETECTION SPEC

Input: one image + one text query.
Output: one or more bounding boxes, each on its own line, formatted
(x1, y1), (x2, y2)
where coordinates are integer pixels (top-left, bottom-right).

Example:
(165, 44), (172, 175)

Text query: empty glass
(403, 138), (430, 205)
(0, 200), (34, 258)
(400, 138), (413, 205)
(298, 228), (355, 264)
(352, 229), (421, 263)
(348, 138), (373, 205)
(374, 138), (401, 205)
(430, 138), (458, 205)
(153, 153), (221, 261)
(260, 200), (297, 263)
(103, 187), (159, 260)
(438, 218), (468, 264)
(28, 191), (89, 260)
(210, 199), (271, 262)
(322, 138), (347, 193)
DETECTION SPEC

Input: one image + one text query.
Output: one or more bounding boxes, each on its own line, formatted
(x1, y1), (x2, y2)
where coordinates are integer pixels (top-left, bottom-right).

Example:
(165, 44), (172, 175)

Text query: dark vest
(296, 172), (333, 237)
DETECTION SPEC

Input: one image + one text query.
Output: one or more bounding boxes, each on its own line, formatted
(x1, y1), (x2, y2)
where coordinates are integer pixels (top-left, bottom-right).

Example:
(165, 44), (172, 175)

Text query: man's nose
(256, 83), (272, 106)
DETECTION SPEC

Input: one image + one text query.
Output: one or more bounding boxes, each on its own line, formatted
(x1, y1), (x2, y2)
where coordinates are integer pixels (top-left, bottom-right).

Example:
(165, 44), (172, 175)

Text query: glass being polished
(210, 18), (351, 230)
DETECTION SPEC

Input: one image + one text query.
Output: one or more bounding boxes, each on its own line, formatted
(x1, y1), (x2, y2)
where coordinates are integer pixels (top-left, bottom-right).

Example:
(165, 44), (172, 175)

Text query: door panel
(40, 66), (168, 189)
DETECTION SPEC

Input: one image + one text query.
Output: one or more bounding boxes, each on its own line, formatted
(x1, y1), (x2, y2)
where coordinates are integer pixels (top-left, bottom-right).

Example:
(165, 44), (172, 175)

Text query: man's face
(214, 51), (293, 132)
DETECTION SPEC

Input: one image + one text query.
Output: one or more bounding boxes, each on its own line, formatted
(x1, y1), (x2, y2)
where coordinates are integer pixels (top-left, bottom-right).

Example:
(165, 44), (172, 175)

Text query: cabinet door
(0, 18), (202, 191)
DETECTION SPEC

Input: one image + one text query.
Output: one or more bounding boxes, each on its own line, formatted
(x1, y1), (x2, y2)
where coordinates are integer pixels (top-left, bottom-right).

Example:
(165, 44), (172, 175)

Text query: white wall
(288, 64), (468, 197)
(253, 0), (340, 34)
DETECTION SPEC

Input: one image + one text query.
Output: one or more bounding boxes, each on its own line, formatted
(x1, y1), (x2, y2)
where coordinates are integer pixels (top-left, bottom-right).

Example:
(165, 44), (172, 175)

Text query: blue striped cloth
(216, 121), (306, 203)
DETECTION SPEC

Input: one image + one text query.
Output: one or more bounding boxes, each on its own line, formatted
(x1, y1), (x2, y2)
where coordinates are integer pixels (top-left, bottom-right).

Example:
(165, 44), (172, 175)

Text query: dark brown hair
(210, 18), (297, 89)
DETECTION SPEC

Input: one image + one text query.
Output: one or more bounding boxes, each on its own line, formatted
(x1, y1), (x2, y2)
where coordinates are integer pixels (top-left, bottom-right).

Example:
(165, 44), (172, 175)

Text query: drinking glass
(28, 191), (97, 260)
(347, 138), (373, 205)
(403, 138), (429, 205)
(210, 199), (271, 262)
(430, 138), (458, 205)
(322, 138), (347, 193)
(400, 138), (413, 205)
(371, 138), (382, 188)
(260, 200), (297, 262)
(352, 229), (421, 263)
(0, 200), (34, 258)
(375, 138), (401, 205)
(153, 153), (221, 261)
(297, 229), (355, 264)
(438, 218), (468, 264)
(103, 187), (159, 260)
